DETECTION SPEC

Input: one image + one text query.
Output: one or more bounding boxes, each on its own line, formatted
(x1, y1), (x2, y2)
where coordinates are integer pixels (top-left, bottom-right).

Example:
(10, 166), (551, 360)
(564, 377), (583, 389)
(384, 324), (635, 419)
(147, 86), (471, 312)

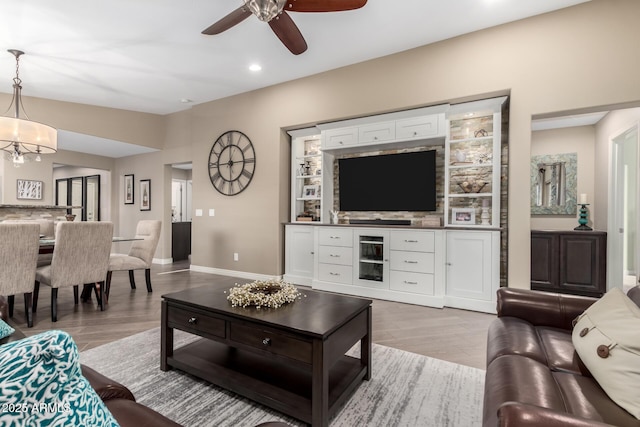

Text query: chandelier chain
(13, 53), (21, 86)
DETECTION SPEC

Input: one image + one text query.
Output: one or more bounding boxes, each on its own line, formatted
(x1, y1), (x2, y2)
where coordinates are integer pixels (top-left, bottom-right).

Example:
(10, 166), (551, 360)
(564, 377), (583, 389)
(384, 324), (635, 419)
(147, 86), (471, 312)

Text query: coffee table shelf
(168, 338), (367, 423)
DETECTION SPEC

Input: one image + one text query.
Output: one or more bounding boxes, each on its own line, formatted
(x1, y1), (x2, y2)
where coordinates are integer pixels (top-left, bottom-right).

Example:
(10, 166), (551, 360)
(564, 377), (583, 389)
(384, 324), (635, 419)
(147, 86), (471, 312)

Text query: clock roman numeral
(241, 169), (253, 180)
(209, 162), (218, 169)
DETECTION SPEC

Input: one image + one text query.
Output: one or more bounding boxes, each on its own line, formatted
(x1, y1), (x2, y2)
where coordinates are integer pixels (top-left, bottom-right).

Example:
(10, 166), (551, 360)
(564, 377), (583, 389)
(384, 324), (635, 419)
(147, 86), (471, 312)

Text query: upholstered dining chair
(3, 218), (55, 267)
(33, 221), (114, 322)
(0, 223), (40, 327)
(105, 220), (161, 298)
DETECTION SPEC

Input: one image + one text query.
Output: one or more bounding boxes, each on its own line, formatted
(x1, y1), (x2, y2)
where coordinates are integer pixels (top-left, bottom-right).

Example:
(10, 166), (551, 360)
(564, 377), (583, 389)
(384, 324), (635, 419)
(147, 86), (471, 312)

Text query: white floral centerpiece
(226, 279), (302, 309)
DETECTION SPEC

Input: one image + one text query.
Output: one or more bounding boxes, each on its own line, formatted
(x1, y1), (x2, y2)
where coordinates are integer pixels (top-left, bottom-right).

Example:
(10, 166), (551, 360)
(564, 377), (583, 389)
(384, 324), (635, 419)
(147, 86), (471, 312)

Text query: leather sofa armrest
(496, 288), (596, 330)
(498, 402), (615, 427)
(81, 364), (136, 402)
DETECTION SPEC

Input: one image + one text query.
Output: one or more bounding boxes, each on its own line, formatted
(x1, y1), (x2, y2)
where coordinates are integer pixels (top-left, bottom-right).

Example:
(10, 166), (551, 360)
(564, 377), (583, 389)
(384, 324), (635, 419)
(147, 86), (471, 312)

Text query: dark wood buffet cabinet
(531, 230), (607, 297)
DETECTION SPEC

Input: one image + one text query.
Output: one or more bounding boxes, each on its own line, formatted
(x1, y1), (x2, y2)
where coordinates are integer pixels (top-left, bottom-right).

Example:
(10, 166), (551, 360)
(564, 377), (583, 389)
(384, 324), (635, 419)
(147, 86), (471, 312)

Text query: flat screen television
(338, 151), (436, 211)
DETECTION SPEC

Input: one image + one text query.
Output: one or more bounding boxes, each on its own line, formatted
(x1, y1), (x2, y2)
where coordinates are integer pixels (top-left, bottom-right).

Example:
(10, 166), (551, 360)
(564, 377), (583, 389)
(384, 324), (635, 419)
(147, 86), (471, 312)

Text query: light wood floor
(8, 261), (495, 370)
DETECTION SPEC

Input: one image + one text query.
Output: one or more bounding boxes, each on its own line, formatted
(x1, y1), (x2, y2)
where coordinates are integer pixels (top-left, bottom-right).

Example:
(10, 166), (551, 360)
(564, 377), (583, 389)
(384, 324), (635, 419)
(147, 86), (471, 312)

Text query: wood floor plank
(7, 261), (495, 369)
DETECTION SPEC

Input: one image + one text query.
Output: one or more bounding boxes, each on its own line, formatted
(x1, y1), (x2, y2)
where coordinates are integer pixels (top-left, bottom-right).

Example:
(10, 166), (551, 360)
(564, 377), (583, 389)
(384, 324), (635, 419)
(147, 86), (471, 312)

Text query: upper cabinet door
(322, 127), (359, 150)
(395, 115), (440, 140)
(358, 121), (395, 144)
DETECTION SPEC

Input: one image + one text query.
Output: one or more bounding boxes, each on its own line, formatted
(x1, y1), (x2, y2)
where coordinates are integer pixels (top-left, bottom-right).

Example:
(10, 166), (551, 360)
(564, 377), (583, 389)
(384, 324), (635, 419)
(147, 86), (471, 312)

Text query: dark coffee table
(160, 283), (372, 427)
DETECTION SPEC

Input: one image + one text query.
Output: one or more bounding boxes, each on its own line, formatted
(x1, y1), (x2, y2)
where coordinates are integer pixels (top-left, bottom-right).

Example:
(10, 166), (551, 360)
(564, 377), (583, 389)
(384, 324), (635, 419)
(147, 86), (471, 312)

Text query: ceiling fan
(202, 0), (368, 55)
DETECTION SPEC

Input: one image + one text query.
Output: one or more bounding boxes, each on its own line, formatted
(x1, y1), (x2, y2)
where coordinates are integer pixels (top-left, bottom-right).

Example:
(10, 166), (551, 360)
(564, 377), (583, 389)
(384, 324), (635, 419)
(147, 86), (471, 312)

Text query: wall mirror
(530, 152), (577, 215)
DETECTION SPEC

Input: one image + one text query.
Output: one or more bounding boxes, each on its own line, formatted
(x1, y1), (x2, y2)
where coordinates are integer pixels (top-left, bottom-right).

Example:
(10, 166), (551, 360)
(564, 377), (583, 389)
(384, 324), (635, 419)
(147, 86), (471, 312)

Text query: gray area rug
(80, 328), (484, 426)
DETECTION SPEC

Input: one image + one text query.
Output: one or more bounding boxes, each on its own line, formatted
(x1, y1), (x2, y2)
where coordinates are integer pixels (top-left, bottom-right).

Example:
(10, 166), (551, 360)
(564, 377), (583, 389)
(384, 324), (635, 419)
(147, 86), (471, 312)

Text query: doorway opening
(610, 123), (639, 293)
(54, 165), (110, 221)
(171, 163), (192, 264)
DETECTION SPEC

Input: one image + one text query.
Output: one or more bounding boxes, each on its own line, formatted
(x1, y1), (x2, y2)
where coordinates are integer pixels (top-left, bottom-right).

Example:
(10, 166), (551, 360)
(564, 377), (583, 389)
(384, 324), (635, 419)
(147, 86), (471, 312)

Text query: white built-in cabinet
(284, 98), (506, 314)
(283, 225), (315, 286)
(444, 230), (500, 313)
(307, 225), (446, 308)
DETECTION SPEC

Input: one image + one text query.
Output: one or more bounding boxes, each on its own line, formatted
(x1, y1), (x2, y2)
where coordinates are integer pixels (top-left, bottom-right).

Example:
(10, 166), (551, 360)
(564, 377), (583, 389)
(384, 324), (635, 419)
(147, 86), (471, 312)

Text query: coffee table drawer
(167, 306), (226, 339)
(230, 323), (312, 364)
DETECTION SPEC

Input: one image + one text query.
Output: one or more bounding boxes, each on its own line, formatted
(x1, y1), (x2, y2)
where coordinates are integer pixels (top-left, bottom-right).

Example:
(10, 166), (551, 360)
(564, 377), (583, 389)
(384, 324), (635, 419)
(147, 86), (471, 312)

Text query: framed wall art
(140, 179), (151, 211)
(124, 174), (134, 204)
(16, 179), (43, 200)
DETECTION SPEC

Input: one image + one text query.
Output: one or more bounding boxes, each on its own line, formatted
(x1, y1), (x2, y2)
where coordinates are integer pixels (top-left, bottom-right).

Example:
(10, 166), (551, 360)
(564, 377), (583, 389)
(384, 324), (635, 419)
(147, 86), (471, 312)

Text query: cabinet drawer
(230, 323), (312, 364)
(390, 250), (434, 273)
(318, 263), (353, 284)
(167, 305), (226, 339)
(395, 115), (440, 140)
(390, 271), (434, 295)
(318, 245), (353, 265)
(318, 227), (353, 247)
(390, 231), (435, 252)
(323, 127), (358, 149)
(358, 121), (395, 144)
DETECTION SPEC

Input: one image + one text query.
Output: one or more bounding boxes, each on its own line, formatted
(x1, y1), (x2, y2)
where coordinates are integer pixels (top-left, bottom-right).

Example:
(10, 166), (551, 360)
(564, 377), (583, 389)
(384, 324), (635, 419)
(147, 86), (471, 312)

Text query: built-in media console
(285, 97), (507, 314)
(284, 224), (500, 314)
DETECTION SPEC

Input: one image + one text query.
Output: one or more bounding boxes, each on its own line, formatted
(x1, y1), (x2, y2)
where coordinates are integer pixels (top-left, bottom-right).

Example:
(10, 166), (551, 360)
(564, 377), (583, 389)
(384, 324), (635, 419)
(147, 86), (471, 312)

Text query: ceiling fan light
(244, 0), (287, 22)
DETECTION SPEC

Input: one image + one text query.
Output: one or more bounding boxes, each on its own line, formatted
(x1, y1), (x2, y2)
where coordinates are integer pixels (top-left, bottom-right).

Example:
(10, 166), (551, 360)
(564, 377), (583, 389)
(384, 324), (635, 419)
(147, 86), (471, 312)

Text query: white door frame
(608, 122), (640, 290)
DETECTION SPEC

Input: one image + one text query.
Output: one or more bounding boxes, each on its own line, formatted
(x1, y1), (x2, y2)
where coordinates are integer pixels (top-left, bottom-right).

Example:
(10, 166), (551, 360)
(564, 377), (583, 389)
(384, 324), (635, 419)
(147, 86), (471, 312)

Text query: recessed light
(249, 64), (262, 72)
(180, 98), (193, 104)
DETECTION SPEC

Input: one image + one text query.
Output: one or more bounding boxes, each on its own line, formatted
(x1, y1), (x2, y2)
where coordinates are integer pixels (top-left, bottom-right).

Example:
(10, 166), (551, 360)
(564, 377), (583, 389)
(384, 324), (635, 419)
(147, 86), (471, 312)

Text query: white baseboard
(190, 265), (282, 282)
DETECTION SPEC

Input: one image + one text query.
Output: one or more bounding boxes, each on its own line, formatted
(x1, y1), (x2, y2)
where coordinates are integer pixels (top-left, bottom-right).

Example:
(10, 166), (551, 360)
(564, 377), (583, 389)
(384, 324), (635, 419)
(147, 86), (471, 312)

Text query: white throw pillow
(572, 287), (640, 419)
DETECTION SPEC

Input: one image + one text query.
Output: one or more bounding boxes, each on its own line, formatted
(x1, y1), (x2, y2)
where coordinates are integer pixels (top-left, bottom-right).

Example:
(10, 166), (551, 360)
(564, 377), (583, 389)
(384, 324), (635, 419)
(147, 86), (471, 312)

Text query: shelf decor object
(575, 204), (593, 231)
(451, 208), (475, 225)
(226, 279), (301, 309)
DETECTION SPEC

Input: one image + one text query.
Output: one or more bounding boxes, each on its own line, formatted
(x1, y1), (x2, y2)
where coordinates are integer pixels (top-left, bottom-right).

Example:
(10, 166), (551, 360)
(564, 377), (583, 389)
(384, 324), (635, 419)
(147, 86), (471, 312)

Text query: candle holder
(574, 204), (592, 231)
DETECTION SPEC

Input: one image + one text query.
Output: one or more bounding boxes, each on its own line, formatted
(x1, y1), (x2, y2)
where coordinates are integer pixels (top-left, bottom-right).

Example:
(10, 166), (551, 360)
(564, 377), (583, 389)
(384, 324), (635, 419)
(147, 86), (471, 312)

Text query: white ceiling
(0, 0), (590, 156)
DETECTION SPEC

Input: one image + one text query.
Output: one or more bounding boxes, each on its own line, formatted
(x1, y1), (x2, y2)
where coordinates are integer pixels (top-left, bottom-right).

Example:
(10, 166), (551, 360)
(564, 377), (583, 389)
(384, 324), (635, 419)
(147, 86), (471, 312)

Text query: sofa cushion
(486, 316), (589, 375)
(486, 317), (548, 365)
(483, 354), (567, 426)
(572, 287), (640, 419)
(0, 330), (119, 426)
(554, 371), (640, 426)
(0, 318), (15, 339)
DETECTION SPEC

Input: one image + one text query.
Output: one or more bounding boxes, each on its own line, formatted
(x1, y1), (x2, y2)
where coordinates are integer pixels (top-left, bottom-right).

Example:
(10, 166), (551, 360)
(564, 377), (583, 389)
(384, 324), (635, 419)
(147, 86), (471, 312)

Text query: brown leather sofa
(0, 296), (290, 427)
(483, 286), (640, 427)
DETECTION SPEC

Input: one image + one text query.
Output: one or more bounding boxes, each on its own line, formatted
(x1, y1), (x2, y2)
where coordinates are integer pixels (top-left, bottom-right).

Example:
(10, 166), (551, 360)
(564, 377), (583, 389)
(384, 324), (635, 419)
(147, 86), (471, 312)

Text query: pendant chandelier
(0, 49), (57, 167)
(243, 0), (287, 21)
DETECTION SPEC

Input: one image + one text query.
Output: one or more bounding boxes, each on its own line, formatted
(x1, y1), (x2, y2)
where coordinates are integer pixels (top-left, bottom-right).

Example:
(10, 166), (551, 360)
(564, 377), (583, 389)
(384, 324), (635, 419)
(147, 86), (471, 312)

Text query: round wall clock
(208, 130), (256, 196)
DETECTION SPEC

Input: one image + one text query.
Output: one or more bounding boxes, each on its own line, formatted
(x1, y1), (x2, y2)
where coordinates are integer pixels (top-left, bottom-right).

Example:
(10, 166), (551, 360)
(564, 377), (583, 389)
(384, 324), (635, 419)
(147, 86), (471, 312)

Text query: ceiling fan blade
(268, 11), (308, 55)
(201, 6), (252, 35)
(284, 0), (367, 13)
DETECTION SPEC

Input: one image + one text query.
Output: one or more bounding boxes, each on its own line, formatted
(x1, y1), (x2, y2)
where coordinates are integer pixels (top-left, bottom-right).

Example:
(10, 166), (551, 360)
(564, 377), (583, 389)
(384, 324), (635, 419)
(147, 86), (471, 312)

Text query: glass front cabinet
(444, 97), (507, 228)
